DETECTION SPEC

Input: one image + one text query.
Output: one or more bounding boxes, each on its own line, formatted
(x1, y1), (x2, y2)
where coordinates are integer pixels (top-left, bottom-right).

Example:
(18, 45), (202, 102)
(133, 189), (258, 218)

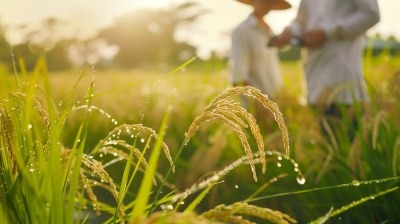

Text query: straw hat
(237, 0), (291, 10)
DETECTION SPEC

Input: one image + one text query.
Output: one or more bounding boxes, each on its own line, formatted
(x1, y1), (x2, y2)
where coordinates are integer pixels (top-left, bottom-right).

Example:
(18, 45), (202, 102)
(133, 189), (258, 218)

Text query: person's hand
(303, 29), (327, 48)
(270, 28), (292, 48)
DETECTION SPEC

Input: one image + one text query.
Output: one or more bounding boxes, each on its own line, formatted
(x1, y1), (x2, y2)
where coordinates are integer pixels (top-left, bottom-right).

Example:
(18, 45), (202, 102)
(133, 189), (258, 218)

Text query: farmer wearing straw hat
(230, 0), (291, 131)
(230, 0), (291, 98)
(271, 0), (380, 113)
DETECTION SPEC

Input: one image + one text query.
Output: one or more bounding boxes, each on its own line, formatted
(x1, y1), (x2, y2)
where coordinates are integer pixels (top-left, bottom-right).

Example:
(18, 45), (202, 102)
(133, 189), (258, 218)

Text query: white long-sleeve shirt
(290, 0), (380, 104)
(230, 14), (283, 97)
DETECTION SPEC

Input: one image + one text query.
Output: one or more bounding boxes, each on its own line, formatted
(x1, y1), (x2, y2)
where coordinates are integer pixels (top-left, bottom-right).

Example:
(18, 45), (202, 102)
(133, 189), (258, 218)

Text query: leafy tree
(98, 2), (205, 68)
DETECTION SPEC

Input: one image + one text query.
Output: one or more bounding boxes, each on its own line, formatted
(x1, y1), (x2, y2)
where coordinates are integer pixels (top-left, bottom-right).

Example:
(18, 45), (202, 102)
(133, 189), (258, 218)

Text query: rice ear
(201, 202), (297, 224)
(184, 86), (289, 181)
(94, 124), (175, 172)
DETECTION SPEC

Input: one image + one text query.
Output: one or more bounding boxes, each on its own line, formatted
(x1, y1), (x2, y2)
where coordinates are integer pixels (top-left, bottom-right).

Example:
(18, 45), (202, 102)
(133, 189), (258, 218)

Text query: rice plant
(0, 55), (297, 223)
(1, 54), (399, 224)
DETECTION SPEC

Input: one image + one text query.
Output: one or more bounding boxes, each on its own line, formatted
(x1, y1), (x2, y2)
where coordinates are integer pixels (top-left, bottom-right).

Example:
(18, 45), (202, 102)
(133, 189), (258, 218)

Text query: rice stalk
(310, 186), (399, 224)
(170, 151), (303, 205)
(249, 176), (400, 202)
(312, 207), (334, 224)
(245, 173), (289, 202)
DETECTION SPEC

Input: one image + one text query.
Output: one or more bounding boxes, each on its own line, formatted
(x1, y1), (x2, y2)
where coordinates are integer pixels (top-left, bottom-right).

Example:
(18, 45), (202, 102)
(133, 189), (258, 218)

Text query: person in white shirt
(272, 0), (380, 117)
(230, 0), (291, 98)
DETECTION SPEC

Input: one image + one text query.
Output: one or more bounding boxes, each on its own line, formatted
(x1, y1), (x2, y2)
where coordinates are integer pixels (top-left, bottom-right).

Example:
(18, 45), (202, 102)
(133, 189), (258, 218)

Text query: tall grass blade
(62, 124), (84, 195)
(39, 56), (66, 224)
(129, 106), (171, 223)
(66, 70), (95, 224)
(113, 145), (136, 222)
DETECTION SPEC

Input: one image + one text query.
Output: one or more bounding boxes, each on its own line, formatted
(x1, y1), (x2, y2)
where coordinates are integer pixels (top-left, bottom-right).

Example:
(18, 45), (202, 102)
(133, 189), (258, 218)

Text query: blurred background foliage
(0, 2), (399, 72)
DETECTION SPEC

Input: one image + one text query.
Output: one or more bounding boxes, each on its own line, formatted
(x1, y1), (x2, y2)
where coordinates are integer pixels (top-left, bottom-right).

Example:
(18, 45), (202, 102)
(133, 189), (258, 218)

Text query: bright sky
(0, 0), (398, 58)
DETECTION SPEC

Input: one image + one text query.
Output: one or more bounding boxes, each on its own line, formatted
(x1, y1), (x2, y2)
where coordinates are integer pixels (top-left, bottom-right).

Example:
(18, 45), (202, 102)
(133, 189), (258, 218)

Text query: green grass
(1, 53), (400, 223)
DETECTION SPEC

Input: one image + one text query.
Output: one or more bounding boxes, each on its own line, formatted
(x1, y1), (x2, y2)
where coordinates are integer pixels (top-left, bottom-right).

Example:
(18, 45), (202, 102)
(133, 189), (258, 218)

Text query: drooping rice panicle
(186, 110), (258, 181)
(61, 148), (125, 219)
(184, 86), (289, 181)
(99, 144), (175, 188)
(94, 124), (174, 171)
(209, 86), (289, 156)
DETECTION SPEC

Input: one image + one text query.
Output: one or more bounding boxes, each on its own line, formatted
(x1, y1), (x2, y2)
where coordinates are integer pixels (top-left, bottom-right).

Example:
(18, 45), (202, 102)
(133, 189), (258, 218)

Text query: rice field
(0, 52), (400, 223)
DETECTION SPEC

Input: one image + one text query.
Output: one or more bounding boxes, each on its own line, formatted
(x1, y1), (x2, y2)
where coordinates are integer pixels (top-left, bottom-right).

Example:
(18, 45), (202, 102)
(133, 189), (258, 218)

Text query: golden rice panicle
(0, 91), (53, 175)
(201, 202), (297, 224)
(97, 124), (174, 172)
(184, 86), (288, 181)
(185, 108), (258, 181)
(100, 140), (151, 169)
(232, 202), (297, 224)
(79, 172), (100, 215)
(138, 211), (219, 224)
(61, 149), (126, 219)
(99, 144), (176, 188)
(9, 91), (51, 132)
(0, 108), (17, 175)
(200, 204), (252, 224)
(217, 100), (265, 172)
(211, 86), (289, 156)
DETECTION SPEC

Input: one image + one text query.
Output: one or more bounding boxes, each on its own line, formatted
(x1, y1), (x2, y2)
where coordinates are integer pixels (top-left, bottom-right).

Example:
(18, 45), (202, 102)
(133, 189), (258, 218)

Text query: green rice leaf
(129, 107), (171, 223)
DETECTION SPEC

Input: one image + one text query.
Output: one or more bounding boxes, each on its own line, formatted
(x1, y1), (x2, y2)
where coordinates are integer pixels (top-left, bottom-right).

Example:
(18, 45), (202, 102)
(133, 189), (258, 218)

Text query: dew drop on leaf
(296, 174), (306, 185)
(352, 180), (360, 186)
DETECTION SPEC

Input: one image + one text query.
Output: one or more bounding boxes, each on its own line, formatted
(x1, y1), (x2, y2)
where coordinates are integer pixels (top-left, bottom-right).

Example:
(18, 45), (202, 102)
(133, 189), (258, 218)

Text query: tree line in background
(0, 2), (399, 72)
(0, 2), (203, 72)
